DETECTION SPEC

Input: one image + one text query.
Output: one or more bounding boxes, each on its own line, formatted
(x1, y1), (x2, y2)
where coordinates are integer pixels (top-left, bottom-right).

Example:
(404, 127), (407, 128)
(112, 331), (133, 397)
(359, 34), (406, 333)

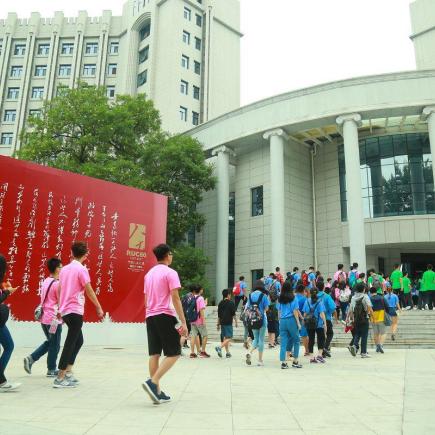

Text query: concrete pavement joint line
(83, 388), (138, 435)
(263, 363), (305, 433)
(400, 349), (408, 435)
(159, 356), (197, 435)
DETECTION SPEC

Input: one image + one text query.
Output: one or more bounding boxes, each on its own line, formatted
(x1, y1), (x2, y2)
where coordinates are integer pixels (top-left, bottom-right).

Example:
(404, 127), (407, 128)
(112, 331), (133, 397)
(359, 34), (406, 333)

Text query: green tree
(18, 83), (215, 248)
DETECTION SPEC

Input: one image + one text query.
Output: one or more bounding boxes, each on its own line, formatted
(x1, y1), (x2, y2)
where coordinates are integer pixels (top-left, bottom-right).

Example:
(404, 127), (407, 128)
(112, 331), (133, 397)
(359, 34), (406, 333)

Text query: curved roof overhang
(188, 70), (435, 154)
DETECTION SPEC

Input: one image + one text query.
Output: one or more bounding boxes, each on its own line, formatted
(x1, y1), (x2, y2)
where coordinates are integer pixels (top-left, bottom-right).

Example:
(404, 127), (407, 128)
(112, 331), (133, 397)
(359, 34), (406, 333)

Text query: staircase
(205, 307), (435, 348)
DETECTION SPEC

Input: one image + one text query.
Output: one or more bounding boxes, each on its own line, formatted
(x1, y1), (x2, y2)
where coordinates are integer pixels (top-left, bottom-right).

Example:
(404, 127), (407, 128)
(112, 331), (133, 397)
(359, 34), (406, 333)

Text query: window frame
(1, 133), (13, 145)
(251, 186), (264, 217)
(83, 64), (97, 76)
(3, 110), (17, 123)
(180, 106), (188, 122)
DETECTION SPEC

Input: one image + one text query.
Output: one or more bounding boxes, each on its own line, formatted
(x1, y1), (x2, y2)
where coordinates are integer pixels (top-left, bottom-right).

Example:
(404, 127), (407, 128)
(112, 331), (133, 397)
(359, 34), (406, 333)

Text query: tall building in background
(0, 0), (241, 155)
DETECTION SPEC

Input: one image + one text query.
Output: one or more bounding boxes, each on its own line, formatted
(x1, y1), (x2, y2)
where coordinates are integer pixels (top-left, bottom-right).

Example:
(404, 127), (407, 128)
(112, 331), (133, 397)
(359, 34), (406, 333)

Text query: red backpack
(302, 273), (309, 287)
(233, 281), (242, 296)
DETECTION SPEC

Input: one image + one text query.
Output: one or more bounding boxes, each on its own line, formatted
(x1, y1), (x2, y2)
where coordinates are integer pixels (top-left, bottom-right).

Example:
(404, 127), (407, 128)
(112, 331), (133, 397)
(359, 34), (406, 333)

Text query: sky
(0, 0), (417, 106)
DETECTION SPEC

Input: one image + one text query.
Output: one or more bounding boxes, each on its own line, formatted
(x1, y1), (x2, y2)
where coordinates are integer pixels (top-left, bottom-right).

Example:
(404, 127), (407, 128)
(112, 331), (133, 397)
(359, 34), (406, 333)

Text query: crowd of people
(1, 244), (435, 406)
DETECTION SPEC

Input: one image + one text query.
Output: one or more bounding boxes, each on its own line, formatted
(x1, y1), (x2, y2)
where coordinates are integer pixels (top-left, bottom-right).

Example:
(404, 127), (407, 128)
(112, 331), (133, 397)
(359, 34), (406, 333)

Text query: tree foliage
(18, 83), (215, 247)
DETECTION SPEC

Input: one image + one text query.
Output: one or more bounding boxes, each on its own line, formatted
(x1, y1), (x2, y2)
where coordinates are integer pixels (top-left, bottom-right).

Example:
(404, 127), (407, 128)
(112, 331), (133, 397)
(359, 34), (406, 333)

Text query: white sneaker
(257, 361), (264, 367)
(0, 382), (21, 392)
(53, 378), (76, 388)
(65, 373), (79, 384)
(425, 304), (429, 310)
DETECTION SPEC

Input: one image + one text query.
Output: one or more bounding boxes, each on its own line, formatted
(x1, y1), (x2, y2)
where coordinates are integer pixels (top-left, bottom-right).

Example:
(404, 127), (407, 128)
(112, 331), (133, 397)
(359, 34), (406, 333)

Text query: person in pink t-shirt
(24, 257), (63, 378)
(142, 244), (187, 405)
(189, 285), (209, 358)
(54, 241), (104, 389)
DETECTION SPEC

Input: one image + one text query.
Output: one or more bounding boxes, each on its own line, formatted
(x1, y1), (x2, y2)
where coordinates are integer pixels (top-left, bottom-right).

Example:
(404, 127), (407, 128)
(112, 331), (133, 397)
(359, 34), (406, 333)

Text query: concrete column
(263, 128), (287, 273)
(336, 113), (366, 273)
(422, 106), (435, 188)
(211, 146), (234, 304)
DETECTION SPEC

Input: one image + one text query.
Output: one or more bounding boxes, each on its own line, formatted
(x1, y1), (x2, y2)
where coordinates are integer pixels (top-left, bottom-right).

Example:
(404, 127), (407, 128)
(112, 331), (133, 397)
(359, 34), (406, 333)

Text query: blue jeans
(0, 324), (14, 384)
(280, 317), (300, 361)
(340, 302), (349, 321)
(30, 324), (62, 371)
(252, 325), (267, 353)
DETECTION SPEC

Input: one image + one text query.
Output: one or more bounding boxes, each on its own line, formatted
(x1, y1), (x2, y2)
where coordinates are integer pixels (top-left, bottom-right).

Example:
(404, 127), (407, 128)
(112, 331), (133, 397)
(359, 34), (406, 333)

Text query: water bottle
(49, 318), (58, 334)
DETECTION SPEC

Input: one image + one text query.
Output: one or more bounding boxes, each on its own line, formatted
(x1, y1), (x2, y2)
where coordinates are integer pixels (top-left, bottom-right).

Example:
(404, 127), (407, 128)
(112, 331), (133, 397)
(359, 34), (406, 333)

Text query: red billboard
(0, 156), (167, 322)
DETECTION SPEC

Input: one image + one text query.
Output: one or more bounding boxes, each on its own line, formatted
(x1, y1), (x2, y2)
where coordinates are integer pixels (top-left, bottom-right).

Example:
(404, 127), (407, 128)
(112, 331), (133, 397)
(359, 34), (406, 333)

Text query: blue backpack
(349, 270), (358, 288)
(182, 293), (199, 323)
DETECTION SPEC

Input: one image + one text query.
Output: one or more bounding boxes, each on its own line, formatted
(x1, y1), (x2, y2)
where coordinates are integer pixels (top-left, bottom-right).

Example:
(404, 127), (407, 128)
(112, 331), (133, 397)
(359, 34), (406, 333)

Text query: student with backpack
(245, 280), (270, 367)
(307, 267), (317, 289)
(369, 287), (387, 353)
(187, 285), (209, 358)
(318, 282), (337, 358)
(302, 288), (327, 364)
(277, 281), (302, 369)
(334, 264), (347, 286)
(348, 263), (359, 289)
(233, 276), (247, 311)
(295, 285), (309, 356)
(216, 289), (237, 358)
(348, 282), (373, 358)
(402, 271), (412, 310)
(385, 286), (400, 341)
(267, 299), (278, 349)
(290, 267), (301, 290)
(336, 281), (351, 323)
(368, 269), (384, 295)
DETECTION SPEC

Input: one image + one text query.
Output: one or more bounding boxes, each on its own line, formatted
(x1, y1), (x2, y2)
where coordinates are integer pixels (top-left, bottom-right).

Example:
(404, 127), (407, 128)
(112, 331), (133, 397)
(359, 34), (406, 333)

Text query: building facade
(190, 0), (435, 303)
(0, 0), (241, 155)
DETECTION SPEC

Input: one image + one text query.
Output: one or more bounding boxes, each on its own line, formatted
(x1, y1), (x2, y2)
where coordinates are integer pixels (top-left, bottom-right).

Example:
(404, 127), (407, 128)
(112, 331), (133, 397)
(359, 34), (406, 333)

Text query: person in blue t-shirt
(245, 280), (270, 367)
(307, 266), (317, 289)
(291, 267), (301, 290)
(295, 284), (309, 355)
(384, 287), (400, 341)
(276, 281), (302, 369)
(317, 282), (338, 358)
(303, 288), (327, 364)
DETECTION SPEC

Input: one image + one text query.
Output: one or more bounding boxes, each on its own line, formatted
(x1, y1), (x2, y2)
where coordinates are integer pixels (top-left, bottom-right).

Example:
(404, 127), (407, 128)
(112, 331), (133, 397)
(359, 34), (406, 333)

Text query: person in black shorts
(215, 289), (237, 358)
(142, 244), (187, 405)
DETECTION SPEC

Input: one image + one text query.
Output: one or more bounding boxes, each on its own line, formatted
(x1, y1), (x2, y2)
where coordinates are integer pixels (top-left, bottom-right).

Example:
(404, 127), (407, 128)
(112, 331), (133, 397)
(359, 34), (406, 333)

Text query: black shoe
(379, 345), (384, 354)
(142, 379), (160, 404)
(281, 362), (289, 369)
(322, 349), (331, 358)
(375, 345), (380, 353)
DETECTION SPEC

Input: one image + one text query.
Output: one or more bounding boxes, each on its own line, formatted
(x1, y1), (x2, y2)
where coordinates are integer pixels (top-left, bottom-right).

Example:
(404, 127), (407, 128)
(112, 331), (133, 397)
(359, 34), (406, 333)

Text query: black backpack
(182, 293), (199, 323)
(353, 298), (368, 325)
(245, 293), (264, 330)
(305, 301), (320, 331)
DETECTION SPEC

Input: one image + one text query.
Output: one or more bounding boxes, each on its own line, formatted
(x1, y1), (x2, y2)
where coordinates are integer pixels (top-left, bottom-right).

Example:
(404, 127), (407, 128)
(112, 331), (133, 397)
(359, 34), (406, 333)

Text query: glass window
(180, 106), (188, 122)
(83, 64), (96, 76)
(31, 87), (44, 99)
(183, 31), (190, 44)
(180, 80), (188, 95)
(3, 110), (16, 122)
(29, 109), (41, 118)
(192, 111), (199, 126)
(1, 133), (13, 145)
(251, 186), (263, 216)
(181, 55), (189, 69)
(338, 133), (434, 220)
(106, 86), (115, 98)
(137, 70), (147, 87)
(7, 87), (19, 99)
(194, 61), (201, 75)
(38, 44), (50, 55)
(196, 14), (202, 27)
(58, 64), (72, 77)
(193, 85), (200, 100)
(139, 46), (149, 64)
(61, 43), (74, 55)
(184, 7), (191, 20)
(35, 65), (47, 77)
(107, 63), (117, 75)
(140, 23), (151, 41)
(10, 66), (23, 78)
(109, 42), (119, 54)
(14, 44), (26, 56)
(85, 42), (98, 55)
(251, 269), (264, 285)
(195, 37), (202, 50)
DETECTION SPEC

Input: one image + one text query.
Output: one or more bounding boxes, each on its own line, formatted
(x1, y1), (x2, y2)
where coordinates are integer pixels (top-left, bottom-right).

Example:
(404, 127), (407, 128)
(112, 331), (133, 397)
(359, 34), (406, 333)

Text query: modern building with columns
(190, 0), (435, 303)
(0, 0), (240, 155)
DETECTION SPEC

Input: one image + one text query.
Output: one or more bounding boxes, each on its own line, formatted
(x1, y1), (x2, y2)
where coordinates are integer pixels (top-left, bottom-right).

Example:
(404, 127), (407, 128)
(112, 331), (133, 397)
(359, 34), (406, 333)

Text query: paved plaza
(1, 343), (435, 435)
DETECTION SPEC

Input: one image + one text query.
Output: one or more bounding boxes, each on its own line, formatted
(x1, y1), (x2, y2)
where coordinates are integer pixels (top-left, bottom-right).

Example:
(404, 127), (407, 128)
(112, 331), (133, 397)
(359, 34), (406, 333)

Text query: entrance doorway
(401, 253), (435, 279)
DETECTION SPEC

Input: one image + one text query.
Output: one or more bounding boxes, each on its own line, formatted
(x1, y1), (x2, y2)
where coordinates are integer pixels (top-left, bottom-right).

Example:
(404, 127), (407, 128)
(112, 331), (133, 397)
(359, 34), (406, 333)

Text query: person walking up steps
(277, 281), (302, 369)
(188, 285), (209, 358)
(303, 288), (327, 364)
(421, 264), (435, 310)
(369, 287), (387, 353)
(390, 264), (404, 308)
(55, 242), (104, 388)
(143, 244), (187, 404)
(402, 272), (412, 310)
(385, 286), (400, 341)
(24, 258), (63, 377)
(233, 276), (247, 311)
(295, 285), (309, 356)
(348, 283), (373, 358)
(318, 282), (337, 358)
(245, 280), (269, 367)
(216, 289), (237, 358)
